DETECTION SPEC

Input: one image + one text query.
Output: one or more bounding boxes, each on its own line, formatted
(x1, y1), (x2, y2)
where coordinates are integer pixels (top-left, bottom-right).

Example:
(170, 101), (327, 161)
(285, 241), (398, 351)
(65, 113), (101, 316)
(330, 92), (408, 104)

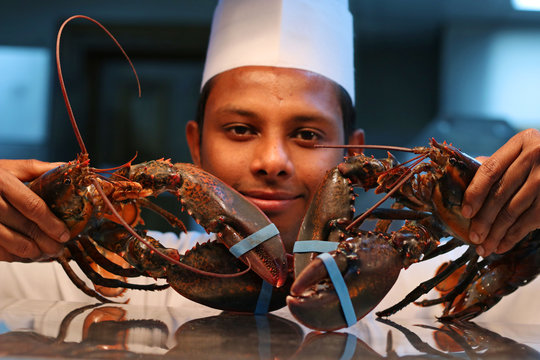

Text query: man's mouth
(241, 190), (302, 214)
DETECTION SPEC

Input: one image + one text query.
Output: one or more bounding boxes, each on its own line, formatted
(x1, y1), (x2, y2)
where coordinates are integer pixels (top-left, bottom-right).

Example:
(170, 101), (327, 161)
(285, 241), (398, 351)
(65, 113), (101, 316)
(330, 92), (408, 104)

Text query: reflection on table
(0, 297), (538, 359)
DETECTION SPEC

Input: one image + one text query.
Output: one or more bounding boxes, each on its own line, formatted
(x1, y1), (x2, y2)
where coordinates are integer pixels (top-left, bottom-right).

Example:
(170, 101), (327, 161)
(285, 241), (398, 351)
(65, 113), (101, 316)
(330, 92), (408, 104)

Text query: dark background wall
(1, 0), (538, 231)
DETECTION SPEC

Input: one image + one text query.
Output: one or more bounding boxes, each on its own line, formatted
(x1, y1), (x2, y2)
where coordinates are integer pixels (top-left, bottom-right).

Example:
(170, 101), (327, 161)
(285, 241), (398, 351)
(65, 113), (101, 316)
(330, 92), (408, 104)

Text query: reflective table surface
(1, 297), (539, 359)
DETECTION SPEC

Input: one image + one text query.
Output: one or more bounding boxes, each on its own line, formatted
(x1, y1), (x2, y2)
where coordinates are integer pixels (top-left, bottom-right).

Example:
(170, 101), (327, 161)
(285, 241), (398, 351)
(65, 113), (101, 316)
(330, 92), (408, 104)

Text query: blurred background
(1, 0), (539, 230)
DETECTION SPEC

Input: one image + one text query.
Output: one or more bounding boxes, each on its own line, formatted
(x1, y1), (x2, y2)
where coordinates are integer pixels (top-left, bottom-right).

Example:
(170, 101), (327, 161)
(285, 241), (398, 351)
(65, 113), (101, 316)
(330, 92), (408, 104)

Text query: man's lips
(241, 190), (302, 213)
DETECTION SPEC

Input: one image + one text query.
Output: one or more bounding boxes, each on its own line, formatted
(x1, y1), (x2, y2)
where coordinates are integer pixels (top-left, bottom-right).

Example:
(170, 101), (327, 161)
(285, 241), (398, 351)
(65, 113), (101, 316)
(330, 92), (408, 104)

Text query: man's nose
(251, 137), (293, 179)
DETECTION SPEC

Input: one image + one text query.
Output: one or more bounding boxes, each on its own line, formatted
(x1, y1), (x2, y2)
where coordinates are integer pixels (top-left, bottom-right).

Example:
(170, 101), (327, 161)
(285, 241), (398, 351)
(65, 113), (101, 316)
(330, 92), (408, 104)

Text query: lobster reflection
(0, 303), (538, 359)
(0, 303), (169, 358)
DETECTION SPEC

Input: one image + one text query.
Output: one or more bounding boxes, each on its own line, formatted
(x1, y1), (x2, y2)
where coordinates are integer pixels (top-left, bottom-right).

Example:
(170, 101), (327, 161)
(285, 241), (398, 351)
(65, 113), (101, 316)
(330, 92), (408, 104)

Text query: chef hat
(201, 0), (355, 102)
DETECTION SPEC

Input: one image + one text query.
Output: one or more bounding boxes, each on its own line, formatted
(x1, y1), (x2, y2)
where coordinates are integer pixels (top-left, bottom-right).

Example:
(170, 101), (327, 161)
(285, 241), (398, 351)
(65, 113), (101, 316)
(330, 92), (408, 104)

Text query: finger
(0, 196), (65, 256)
(0, 223), (42, 260)
(479, 172), (536, 254)
(496, 200), (540, 254)
(0, 244), (27, 262)
(475, 156), (489, 163)
(0, 170), (70, 243)
(468, 157), (530, 246)
(0, 159), (65, 182)
(462, 136), (521, 220)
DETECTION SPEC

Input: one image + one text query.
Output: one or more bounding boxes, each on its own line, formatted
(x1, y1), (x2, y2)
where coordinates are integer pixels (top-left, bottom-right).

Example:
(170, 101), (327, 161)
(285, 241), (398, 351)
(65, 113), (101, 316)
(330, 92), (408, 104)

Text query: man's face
(187, 66), (352, 252)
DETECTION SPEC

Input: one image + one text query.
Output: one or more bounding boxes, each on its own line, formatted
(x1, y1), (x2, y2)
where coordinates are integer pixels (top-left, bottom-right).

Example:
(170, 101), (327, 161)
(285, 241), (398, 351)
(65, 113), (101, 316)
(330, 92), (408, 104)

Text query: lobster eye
(63, 177), (72, 185)
(449, 157), (467, 170)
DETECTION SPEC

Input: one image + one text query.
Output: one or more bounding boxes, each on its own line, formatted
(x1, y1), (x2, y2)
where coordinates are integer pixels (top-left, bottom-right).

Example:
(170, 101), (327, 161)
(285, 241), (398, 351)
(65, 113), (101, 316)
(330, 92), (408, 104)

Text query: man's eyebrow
(215, 106), (258, 119)
(290, 114), (339, 126)
(215, 106), (339, 126)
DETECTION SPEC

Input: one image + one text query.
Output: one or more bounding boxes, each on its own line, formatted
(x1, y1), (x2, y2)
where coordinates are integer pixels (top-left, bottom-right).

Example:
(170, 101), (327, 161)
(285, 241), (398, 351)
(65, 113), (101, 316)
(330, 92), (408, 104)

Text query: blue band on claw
(254, 280), (273, 315)
(229, 223), (279, 258)
(293, 240), (339, 253)
(317, 252), (357, 328)
(255, 315), (271, 358)
(340, 333), (357, 360)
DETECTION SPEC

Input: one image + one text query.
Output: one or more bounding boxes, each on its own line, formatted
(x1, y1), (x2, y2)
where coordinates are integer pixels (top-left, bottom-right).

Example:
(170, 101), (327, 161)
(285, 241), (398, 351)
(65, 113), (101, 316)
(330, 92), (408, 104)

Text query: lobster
(287, 139), (539, 330)
(26, 15), (288, 311)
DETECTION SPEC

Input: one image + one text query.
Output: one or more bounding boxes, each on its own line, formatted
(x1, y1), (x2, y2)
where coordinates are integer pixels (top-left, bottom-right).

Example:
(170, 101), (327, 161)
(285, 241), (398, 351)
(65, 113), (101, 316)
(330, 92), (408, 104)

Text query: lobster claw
(113, 161), (288, 288)
(173, 163), (288, 288)
(128, 161), (288, 288)
(287, 234), (402, 331)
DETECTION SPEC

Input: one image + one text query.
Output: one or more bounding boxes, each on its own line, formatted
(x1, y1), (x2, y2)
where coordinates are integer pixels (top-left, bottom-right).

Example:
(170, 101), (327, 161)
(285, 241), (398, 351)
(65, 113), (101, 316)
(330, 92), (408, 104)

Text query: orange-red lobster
(287, 140), (539, 330)
(27, 15), (288, 312)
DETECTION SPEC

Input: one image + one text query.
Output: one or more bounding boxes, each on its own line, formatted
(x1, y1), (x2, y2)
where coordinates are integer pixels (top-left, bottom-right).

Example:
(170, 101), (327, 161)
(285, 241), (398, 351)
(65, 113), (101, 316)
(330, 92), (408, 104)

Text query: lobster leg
(438, 230), (540, 321)
(376, 246), (476, 318)
(413, 254), (480, 310)
(56, 254), (115, 303)
(78, 236), (143, 278)
(67, 240), (170, 292)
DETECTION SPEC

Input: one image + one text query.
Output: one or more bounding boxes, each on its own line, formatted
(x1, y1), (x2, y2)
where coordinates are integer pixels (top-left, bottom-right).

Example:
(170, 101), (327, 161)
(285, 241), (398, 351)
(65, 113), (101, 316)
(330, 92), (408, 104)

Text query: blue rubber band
(317, 252), (357, 328)
(339, 333), (357, 360)
(293, 240), (339, 253)
(255, 315), (271, 359)
(229, 223), (279, 258)
(254, 280), (273, 315)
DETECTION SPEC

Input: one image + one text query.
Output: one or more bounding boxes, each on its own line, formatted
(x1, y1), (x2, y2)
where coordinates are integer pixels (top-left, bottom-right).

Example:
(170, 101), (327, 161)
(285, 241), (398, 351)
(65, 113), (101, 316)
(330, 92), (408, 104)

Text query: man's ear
(186, 120), (202, 167)
(347, 128), (365, 156)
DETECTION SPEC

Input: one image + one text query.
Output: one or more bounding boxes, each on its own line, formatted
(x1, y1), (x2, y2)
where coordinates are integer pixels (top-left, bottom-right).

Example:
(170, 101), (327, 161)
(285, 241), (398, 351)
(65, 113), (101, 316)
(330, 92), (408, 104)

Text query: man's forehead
(211, 66), (340, 94)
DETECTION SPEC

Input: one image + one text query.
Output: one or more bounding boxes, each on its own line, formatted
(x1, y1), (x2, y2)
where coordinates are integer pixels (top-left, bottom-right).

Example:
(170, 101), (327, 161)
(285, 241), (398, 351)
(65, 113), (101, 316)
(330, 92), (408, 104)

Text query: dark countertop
(0, 297), (538, 359)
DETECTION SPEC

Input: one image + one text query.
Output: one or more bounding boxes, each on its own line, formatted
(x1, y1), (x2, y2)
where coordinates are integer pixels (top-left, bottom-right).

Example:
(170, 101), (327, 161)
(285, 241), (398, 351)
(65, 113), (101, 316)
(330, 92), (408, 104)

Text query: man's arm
(0, 159), (70, 262)
(461, 128), (540, 256)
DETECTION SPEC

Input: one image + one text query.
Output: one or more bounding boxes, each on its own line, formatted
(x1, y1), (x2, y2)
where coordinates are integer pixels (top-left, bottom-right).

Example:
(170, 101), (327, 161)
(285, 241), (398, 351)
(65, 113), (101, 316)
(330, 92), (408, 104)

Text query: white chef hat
(201, 0), (355, 103)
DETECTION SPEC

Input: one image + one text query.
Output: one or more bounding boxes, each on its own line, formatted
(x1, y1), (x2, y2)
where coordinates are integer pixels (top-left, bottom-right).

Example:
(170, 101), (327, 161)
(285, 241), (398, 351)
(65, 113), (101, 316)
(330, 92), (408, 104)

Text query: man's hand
(0, 159), (70, 262)
(461, 128), (540, 257)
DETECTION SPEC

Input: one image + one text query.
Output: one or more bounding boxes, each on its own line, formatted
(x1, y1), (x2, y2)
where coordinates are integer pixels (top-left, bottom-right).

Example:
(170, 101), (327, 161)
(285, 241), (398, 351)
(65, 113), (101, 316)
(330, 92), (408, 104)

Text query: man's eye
(295, 130), (320, 142)
(225, 125), (255, 137)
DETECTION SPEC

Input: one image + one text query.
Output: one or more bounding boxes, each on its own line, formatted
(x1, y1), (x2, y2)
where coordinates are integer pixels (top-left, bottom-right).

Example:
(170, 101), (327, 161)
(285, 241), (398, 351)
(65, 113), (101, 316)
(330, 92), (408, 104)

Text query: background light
(511, 0), (540, 11)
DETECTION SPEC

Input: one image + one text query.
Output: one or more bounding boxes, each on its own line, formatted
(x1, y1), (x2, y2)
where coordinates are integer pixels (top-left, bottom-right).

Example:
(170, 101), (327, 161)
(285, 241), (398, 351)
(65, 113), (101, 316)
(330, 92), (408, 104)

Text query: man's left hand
(461, 128), (540, 257)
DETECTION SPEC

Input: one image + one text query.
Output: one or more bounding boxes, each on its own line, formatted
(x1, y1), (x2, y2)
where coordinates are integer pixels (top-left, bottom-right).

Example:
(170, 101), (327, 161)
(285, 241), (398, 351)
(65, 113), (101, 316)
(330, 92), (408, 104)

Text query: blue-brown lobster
(27, 15), (288, 312)
(287, 140), (539, 330)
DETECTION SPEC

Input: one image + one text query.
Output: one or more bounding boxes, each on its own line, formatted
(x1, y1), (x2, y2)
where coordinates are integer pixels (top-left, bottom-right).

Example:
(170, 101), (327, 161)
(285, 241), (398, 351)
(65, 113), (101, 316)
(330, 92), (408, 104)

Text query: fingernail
(59, 231), (70, 243)
(476, 246), (484, 257)
(462, 205), (472, 218)
(469, 231), (481, 244)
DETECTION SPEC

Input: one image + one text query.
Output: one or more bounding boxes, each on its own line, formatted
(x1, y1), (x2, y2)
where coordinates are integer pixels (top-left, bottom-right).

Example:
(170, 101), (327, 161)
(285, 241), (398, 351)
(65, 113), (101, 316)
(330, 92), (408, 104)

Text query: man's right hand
(0, 159), (70, 262)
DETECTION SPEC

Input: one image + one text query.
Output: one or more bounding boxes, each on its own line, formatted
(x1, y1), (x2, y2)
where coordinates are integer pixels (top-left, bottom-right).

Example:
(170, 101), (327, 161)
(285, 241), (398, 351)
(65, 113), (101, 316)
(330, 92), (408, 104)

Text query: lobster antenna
(90, 178), (253, 278)
(94, 152), (139, 173)
(56, 15), (142, 155)
(314, 144), (415, 153)
(345, 153), (429, 231)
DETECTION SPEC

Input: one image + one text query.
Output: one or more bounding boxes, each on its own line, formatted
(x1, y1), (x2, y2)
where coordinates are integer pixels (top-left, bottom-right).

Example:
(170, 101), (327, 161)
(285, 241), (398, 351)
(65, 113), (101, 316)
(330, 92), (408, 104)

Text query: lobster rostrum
(28, 15), (288, 311)
(287, 139), (539, 330)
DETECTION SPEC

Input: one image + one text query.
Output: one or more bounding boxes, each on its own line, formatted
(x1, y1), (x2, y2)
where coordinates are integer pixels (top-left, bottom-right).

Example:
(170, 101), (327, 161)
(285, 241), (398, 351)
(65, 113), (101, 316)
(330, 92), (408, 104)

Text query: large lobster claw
(287, 234), (402, 331)
(125, 161), (288, 288)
